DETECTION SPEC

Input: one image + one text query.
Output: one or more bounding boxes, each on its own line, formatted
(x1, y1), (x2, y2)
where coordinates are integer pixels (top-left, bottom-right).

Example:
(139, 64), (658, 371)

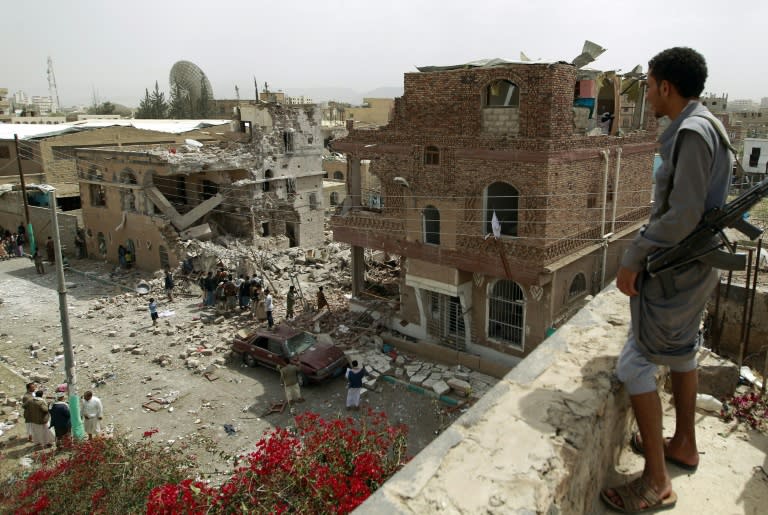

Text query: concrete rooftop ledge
(357, 285), (633, 514)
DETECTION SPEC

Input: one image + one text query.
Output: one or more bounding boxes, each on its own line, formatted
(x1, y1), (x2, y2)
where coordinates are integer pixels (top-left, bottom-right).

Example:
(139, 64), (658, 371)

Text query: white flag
(491, 211), (501, 239)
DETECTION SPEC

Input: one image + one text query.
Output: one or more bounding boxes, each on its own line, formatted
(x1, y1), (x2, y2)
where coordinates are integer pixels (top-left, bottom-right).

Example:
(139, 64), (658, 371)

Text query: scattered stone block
(447, 378), (472, 397)
(432, 380), (450, 396)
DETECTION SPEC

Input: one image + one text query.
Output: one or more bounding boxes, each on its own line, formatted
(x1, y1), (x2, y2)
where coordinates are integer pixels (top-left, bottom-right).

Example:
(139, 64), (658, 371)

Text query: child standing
(148, 298), (158, 326)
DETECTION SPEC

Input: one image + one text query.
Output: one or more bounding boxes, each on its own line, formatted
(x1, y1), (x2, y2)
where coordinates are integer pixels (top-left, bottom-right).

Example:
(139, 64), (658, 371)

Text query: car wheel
(244, 354), (257, 368)
(297, 372), (307, 387)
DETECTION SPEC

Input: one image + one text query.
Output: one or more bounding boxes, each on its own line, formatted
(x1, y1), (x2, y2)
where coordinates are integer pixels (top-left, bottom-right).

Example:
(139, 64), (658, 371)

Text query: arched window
(423, 205), (440, 245)
(485, 80), (519, 107)
(119, 170), (137, 184)
(485, 182), (519, 237)
(263, 170), (273, 192)
(424, 146), (440, 166)
(333, 171), (344, 180)
(330, 191), (339, 205)
(569, 273), (587, 299)
(488, 280), (525, 348)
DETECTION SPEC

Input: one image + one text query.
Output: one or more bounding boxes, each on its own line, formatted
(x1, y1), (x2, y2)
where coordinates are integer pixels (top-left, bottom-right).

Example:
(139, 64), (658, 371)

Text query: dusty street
(0, 255), (472, 482)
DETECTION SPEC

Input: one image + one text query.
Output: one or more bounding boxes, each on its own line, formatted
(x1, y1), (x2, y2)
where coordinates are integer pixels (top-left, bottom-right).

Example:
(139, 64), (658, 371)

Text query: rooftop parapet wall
(357, 285), (633, 514)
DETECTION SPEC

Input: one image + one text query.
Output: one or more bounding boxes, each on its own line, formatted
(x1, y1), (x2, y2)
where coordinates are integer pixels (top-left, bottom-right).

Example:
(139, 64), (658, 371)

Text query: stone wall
(357, 285), (633, 514)
(0, 195), (78, 257)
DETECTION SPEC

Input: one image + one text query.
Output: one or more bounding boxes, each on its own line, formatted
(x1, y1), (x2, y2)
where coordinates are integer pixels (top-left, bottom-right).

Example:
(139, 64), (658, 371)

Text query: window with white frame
(487, 279), (525, 348)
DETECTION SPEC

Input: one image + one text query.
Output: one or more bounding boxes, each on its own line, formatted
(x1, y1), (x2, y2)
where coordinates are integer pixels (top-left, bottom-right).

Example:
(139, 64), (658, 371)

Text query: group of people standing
(1, 225), (27, 260)
(200, 269), (311, 329)
(22, 382), (103, 449)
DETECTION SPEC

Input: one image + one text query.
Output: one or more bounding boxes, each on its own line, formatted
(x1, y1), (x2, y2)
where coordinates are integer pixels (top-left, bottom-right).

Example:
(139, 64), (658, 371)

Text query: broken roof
(0, 119), (231, 141)
(80, 142), (260, 172)
(415, 58), (565, 73)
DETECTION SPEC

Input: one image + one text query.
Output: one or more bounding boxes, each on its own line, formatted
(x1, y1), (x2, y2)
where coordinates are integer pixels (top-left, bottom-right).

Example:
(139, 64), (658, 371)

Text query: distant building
(75, 104), (326, 271)
(31, 96), (55, 115)
(345, 98), (394, 128)
(0, 88), (10, 117)
(760, 97), (768, 109)
(728, 99), (756, 112)
(701, 93), (728, 113)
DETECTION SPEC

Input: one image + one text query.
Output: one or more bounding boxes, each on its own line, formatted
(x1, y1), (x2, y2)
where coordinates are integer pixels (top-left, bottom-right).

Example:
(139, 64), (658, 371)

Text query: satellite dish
(169, 60), (214, 107)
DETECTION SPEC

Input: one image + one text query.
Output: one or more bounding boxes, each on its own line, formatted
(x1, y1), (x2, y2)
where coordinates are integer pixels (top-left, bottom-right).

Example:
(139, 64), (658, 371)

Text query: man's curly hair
(648, 47), (707, 98)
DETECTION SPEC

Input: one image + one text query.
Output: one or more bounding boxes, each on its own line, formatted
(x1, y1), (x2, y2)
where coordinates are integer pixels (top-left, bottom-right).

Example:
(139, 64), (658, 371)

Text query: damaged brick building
(77, 104), (325, 271)
(331, 57), (657, 363)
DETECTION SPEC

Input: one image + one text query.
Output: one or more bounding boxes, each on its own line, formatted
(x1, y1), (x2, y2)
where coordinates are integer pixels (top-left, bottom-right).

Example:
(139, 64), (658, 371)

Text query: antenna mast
(47, 56), (61, 113)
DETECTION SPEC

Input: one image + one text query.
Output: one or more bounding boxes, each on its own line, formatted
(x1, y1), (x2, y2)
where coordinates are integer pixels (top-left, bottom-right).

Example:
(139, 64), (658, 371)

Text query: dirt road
(0, 256), (462, 481)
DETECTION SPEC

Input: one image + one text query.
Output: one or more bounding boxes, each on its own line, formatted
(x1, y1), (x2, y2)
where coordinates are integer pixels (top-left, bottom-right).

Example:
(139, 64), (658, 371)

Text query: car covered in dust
(232, 325), (348, 385)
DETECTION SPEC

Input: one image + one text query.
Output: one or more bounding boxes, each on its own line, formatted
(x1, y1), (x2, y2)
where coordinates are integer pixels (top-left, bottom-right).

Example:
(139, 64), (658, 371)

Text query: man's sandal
(601, 477), (678, 513)
(630, 432), (698, 472)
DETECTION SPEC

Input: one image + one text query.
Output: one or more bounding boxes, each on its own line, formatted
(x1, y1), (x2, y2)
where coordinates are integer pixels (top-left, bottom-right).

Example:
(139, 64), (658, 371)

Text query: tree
(168, 80), (190, 119)
(149, 81), (168, 119)
(135, 88), (153, 118)
(87, 101), (116, 115)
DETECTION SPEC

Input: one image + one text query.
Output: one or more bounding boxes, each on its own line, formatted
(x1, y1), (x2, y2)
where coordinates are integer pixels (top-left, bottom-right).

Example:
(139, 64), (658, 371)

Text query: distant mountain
(281, 86), (404, 106)
(362, 86), (404, 99)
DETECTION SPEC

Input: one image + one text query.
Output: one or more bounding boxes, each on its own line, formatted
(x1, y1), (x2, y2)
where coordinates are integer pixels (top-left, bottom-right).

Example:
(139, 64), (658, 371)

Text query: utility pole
(13, 134), (34, 254)
(41, 184), (85, 439)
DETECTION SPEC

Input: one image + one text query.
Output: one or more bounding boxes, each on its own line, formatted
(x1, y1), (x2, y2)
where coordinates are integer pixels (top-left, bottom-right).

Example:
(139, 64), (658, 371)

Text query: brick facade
(332, 62), (657, 360)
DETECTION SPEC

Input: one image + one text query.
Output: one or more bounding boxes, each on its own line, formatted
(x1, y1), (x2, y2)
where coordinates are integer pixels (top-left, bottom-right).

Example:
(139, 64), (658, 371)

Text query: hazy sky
(4, 0), (766, 108)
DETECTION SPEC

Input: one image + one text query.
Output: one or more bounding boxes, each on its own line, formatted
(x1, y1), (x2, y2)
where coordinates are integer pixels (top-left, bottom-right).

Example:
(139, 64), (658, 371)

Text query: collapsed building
(76, 104), (325, 271)
(331, 53), (658, 364)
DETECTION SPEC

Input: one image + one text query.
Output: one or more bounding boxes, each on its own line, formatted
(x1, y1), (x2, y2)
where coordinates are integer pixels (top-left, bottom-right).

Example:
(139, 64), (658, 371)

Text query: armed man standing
(602, 47), (734, 512)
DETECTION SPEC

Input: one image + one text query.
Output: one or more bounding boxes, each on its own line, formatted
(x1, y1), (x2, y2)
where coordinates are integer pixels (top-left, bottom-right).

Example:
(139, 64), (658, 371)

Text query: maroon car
(232, 326), (348, 385)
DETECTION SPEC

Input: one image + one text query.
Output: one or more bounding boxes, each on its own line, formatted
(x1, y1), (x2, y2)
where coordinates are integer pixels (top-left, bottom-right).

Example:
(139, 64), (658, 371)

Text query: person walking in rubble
(204, 271), (216, 307)
(22, 382), (36, 442)
(602, 47), (732, 513)
(345, 360), (368, 411)
(279, 363), (304, 405)
(239, 275), (251, 310)
(49, 391), (71, 449)
(224, 278), (238, 313)
(164, 268), (174, 302)
(45, 236), (55, 263)
(32, 251), (45, 274)
(215, 281), (227, 314)
(148, 298), (159, 326)
(264, 288), (274, 328)
(80, 390), (103, 440)
(28, 390), (54, 447)
(286, 285), (296, 319)
(316, 286), (329, 312)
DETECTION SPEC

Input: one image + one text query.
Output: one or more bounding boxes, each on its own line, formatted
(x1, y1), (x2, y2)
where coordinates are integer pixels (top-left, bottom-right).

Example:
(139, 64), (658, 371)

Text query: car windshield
(285, 333), (316, 356)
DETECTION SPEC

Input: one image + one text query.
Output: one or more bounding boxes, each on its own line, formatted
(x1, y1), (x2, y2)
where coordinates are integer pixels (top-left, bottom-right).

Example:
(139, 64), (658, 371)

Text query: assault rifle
(647, 178), (768, 276)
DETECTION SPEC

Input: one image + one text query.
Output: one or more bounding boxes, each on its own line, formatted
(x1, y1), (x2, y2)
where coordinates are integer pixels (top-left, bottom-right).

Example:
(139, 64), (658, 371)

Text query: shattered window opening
(484, 182), (519, 237)
(487, 279), (525, 349)
(485, 80), (519, 107)
(333, 171), (344, 181)
(309, 192), (319, 210)
(263, 170), (274, 192)
(330, 191), (339, 205)
(201, 180), (218, 200)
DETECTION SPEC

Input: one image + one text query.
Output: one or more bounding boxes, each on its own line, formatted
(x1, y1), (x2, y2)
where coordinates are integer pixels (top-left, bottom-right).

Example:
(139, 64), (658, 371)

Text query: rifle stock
(647, 178), (768, 275)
